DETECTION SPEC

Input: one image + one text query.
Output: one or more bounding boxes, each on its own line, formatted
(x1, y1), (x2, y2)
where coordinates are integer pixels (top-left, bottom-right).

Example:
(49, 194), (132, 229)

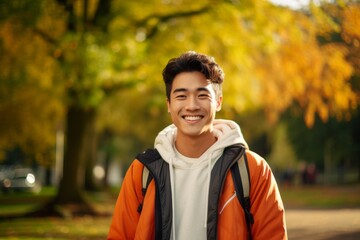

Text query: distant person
(108, 51), (287, 239)
(306, 163), (317, 185)
(301, 163), (317, 185)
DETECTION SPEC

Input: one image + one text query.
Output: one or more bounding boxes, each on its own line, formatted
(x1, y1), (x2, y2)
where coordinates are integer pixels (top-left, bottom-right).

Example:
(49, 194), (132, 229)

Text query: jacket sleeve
(247, 150), (288, 240)
(107, 160), (144, 240)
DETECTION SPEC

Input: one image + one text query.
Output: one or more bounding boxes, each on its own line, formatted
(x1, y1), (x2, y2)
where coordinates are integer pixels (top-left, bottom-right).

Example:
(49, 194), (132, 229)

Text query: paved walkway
(286, 209), (360, 240)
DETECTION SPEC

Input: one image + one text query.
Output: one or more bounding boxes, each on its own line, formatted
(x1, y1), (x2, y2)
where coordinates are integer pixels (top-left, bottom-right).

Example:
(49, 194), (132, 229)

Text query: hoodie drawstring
(204, 153), (213, 228)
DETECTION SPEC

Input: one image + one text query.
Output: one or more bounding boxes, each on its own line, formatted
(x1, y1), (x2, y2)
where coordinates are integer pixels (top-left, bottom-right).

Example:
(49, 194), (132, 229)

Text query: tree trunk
(84, 112), (99, 191)
(23, 106), (101, 218)
(56, 106), (96, 203)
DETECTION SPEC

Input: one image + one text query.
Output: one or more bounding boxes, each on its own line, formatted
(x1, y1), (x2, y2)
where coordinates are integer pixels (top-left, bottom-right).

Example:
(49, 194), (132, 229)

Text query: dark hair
(162, 51), (224, 100)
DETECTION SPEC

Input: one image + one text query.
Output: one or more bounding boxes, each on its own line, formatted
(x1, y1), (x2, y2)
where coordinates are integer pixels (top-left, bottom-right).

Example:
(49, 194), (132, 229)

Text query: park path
(286, 209), (360, 240)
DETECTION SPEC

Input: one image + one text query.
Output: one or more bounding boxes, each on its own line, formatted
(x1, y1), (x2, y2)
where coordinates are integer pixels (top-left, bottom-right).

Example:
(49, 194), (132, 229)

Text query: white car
(0, 167), (41, 193)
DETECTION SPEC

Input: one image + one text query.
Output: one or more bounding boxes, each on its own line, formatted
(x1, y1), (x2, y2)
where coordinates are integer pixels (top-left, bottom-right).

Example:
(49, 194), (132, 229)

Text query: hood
(154, 119), (248, 167)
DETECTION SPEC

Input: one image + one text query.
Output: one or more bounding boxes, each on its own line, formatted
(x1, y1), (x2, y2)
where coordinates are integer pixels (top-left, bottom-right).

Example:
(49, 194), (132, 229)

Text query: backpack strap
(137, 165), (153, 213)
(142, 166), (151, 194)
(136, 150), (157, 213)
(231, 152), (254, 240)
(237, 152), (250, 198)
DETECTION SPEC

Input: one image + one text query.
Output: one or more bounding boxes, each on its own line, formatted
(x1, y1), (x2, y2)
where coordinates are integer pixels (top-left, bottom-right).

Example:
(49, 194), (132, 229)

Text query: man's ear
(216, 96), (223, 112)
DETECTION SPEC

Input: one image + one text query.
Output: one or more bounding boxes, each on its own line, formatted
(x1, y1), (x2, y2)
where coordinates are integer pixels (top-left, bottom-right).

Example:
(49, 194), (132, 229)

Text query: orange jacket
(108, 150), (287, 239)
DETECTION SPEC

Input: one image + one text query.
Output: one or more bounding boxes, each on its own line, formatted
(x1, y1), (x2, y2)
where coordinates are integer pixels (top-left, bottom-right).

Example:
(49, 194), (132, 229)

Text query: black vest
(136, 144), (245, 240)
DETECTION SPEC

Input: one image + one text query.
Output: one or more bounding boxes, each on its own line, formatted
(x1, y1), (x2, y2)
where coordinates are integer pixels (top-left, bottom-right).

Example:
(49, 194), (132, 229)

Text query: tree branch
(136, 6), (211, 39)
(32, 28), (58, 46)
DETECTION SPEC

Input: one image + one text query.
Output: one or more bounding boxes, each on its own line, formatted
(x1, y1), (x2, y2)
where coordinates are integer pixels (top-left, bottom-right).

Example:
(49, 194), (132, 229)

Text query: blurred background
(0, 0), (359, 239)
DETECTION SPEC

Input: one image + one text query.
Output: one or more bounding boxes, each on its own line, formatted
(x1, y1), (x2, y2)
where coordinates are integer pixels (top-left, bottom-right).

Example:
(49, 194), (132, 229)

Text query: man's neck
(175, 132), (217, 158)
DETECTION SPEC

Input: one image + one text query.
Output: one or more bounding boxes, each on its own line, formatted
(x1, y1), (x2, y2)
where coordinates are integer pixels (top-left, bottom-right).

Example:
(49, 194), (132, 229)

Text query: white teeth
(184, 116), (202, 121)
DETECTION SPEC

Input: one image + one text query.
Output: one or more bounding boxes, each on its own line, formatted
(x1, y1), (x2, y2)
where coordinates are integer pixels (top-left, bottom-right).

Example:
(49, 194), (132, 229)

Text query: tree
(250, 1), (358, 127)
(285, 2), (360, 183)
(0, 0), (64, 167)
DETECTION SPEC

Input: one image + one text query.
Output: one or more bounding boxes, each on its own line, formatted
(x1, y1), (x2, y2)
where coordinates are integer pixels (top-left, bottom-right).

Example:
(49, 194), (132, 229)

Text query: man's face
(167, 71), (222, 139)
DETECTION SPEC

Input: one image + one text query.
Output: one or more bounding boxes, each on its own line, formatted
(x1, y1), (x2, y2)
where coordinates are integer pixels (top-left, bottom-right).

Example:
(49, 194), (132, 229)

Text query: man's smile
(183, 115), (203, 121)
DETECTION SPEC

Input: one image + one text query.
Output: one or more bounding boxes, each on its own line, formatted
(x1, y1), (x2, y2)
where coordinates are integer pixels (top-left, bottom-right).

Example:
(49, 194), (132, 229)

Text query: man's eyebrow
(172, 87), (210, 94)
(197, 87), (211, 93)
(172, 88), (187, 94)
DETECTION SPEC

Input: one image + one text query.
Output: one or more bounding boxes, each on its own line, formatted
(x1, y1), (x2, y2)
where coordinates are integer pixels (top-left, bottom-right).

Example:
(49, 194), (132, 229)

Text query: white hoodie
(154, 119), (247, 240)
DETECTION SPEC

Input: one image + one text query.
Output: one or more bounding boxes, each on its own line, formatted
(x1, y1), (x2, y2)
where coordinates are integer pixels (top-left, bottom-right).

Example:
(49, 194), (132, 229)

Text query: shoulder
(244, 150), (273, 180)
(125, 160), (145, 185)
(245, 150), (266, 166)
(127, 149), (160, 179)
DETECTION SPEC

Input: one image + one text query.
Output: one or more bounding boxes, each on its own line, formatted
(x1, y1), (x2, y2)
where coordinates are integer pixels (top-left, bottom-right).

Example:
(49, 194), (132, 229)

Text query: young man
(108, 51), (287, 240)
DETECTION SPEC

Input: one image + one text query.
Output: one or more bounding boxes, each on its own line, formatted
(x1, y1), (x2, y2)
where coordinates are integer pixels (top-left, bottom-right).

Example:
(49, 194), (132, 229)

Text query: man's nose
(185, 96), (200, 110)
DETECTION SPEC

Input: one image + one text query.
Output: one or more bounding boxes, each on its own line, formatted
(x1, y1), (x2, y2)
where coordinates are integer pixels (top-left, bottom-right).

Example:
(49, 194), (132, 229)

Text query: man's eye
(199, 94), (210, 98)
(175, 95), (186, 99)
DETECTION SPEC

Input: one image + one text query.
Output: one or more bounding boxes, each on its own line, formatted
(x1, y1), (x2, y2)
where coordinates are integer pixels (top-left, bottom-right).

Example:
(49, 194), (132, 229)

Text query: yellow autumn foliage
(254, 3), (358, 127)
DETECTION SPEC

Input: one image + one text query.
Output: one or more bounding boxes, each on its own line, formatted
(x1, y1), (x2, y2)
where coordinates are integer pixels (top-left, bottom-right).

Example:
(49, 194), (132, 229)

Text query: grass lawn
(281, 184), (360, 209)
(0, 216), (112, 240)
(0, 187), (115, 240)
(0, 184), (359, 239)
